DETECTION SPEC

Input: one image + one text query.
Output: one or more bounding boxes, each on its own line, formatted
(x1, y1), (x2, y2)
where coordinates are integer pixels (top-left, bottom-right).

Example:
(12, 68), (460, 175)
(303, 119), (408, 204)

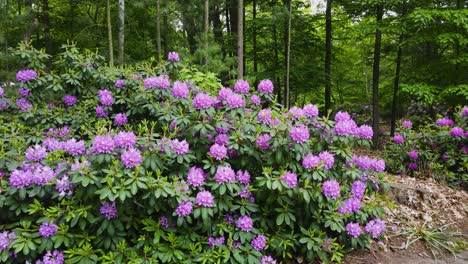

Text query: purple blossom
(95, 105), (108, 117)
(302, 154), (321, 169)
(196, 191), (214, 207)
(289, 125), (310, 143)
(187, 167), (205, 187)
(234, 80), (250, 93)
(114, 79), (125, 88)
(16, 69), (37, 82)
(237, 215), (253, 232)
(215, 134), (229, 146)
(287, 107), (304, 120)
(214, 166), (236, 184)
(218, 87), (233, 100)
(258, 79), (274, 94)
(98, 89), (114, 106)
(39, 222), (58, 238)
(318, 151), (335, 169)
(408, 163), (418, 170)
(408, 150), (419, 160)
(63, 95), (77, 106)
(281, 171), (297, 188)
(251, 234), (267, 251)
(338, 198), (361, 214)
(169, 139), (189, 155)
(63, 139), (85, 156)
(258, 109), (272, 124)
(121, 148), (142, 168)
(0, 87), (4, 97)
(346, 222), (362, 238)
(402, 120), (412, 128)
(168, 51), (180, 62)
(32, 165), (55, 186)
(100, 201), (118, 219)
(55, 175), (73, 196)
(192, 93), (214, 109)
(334, 120), (357, 136)
(226, 93), (246, 108)
(239, 186), (252, 198)
(175, 200), (193, 217)
(209, 143), (227, 160)
(357, 125), (373, 139)
(393, 135), (404, 144)
(365, 219), (386, 238)
(9, 169), (33, 188)
(114, 131), (137, 148)
(322, 179), (340, 199)
(450, 127), (464, 137)
(18, 87), (31, 97)
(114, 113), (128, 126)
(334, 111), (351, 122)
(172, 81), (189, 98)
(0, 231), (14, 250)
(41, 250), (65, 264)
(236, 170), (250, 185)
(144, 75), (170, 89)
(256, 134), (272, 150)
(462, 106), (468, 116)
(250, 95), (261, 105)
(303, 104), (319, 117)
(436, 117), (454, 127)
(208, 237), (225, 248)
(351, 181), (366, 199)
(16, 98), (33, 111)
(92, 135), (114, 154)
(261, 256), (277, 264)
(160, 216), (169, 228)
(25, 144), (47, 161)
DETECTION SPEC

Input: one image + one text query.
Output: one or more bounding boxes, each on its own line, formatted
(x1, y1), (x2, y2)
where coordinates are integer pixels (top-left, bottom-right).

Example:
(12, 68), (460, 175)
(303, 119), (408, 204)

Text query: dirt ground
(342, 175), (468, 264)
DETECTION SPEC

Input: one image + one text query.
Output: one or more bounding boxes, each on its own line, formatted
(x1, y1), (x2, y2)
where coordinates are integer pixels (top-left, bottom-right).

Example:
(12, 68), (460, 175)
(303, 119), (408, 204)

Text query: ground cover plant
(0, 45), (389, 263)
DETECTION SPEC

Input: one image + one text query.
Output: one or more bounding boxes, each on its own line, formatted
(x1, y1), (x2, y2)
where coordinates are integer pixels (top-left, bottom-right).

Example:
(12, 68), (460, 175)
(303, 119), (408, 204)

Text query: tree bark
(372, 4), (383, 148)
(118, 0), (125, 64)
(324, 0), (332, 114)
(163, 0), (168, 55)
(211, 3), (224, 54)
(106, 0), (114, 66)
(273, 11), (281, 103)
(285, 0), (292, 109)
(390, 35), (403, 137)
(252, 0), (258, 77)
(43, 0), (52, 56)
(237, 0), (244, 78)
(23, 0), (38, 44)
(156, 0), (161, 60)
(205, 0), (209, 64)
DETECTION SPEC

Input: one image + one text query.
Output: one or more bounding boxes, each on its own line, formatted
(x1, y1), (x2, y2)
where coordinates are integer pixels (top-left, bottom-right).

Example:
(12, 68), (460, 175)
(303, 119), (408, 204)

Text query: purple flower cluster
(351, 181), (366, 199)
(98, 89), (114, 106)
(9, 164), (56, 188)
(114, 131), (136, 148)
(450, 127), (464, 137)
(436, 117), (454, 127)
(402, 120), (412, 128)
(0, 87), (4, 97)
(39, 250), (65, 264)
(258, 109), (272, 124)
(25, 144), (48, 161)
(408, 163), (418, 170)
(281, 171), (297, 188)
(39, 222), (58, 238)
(250, 95), (261, 105)
(196, 191), (214, 207)
(365, 219), (386, 238)
(261, 256), (276, 264)
(175, 200), (193, 217)
(215, 134), (229, 146)
(349, 155), (385, 172)
(251, 234), (267, 251)
(168, 51), (180, 62)
(335, 111), (351, 122)
(393, 135), (404, 144)
(302, 153), (321, 169)
(16, 69), (37, 82)
(357, 125), (373, 139)
(209, 143), (227, 160)
(218, 87), (233, 100)
(95, 105), (108, 117)
(236, 170), (250, 185)
(303, 104), (319, 117)
(100, 201), (118, 219)
(338, 197), (361, 214)
(346, 222), (362, 238)
(322, 179), (340, 199)
(0, 231), (14, 250)
(114, 79), (125, 88)
(334, 119), (357, 136)
(287, 107), (304, 120)
(208, 236), (225, 248)
(114, 113), (128, 126)
(187, 167), (205, 187)
(121, 148), (142, 168)
(18, 87), (31, 97)
(56, 175), (73, 196)
(63, 95), (77, 107)
(319, 151), (335, 169)
(256, 134), (272, 150)
(214, 166), (236, 184)
(193, 93), (214, 109)
(172, 81), (189, 98)
(234, 80), (250, 93)
(169, 139), (189, 155)
(408, 150), (419, 160)
(16, 98), (33, 111)
(462, 106), (468, 116)
(258, 79), (274, 94)
(92, 135), (114, 154)
(226, 93), (246, 108)
(289, 125), (310, 143)
(144, 75), (170, 89)
(237, 215), (253, 232)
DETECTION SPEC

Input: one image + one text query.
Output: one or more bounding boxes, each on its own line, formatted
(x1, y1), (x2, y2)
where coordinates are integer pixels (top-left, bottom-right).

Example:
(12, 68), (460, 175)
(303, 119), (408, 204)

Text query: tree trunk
(211, 3), (224, 55)
(324, 0), (332, 114)
(252, 0), (258, 77)
(118, 0), (125, 64)
(237, 0), (244, 78)
(285, 0), (292, 109)
(390, 35), (403, 137)
(23, 0), (38, 44)
(156, 0), (161, 60)
(372, 4), (383, 148)
(205, 0), (209, 64)
(106, 0), (114, 66)
(273, 12), (281, 103)
(43, 0), (52, 56)
(163, 0), (168, 55)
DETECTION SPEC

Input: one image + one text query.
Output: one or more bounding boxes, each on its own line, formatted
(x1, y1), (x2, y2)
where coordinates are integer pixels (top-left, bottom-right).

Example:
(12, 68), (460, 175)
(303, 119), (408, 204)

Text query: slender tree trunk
(106, 0), (114, 66)
(43, 0), (52, 56)
(163, 0), (168, 55)
(211, 3), (224, 55)
(253, 0), (258, 77)
(243, 6), (246, 76)
(118, 0), (125, 64)
(285, 0), (292, 109)
(156, 0), (161, 60)
(237, 0), (244, 78)
(324, 0), (332, 114)
(205, 0), (209, 64)
(372, 5), (383, 148)
(390, 35), (403, 137)
(229, 1), (238, 58)
(23, 0), (38, 44)
(273, 14), (281, 103)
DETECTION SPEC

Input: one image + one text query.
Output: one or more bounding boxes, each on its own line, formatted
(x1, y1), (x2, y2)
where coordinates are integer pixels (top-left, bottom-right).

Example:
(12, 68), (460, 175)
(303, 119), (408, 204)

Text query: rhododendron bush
(385, 109), (468, 187)
(0, 45), (387, 263)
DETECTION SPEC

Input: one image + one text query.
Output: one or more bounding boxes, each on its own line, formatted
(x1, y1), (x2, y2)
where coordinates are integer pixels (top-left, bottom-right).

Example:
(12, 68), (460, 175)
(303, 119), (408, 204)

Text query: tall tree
(371, 4), (383, 147)
(42, 0), (52, 56)
(237, 0), (244, 78)
(324, 0), (332, 114)
(390, 35), (403, 137)
(252, 0), (258, 77)
(204, 0), (209, 64)
(156, 0), (161, 60)
(106, 0), (114, 66)
(284, 0), (292, 108)
(23, 0), (38, 44)
(118, 0), (125, 64)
